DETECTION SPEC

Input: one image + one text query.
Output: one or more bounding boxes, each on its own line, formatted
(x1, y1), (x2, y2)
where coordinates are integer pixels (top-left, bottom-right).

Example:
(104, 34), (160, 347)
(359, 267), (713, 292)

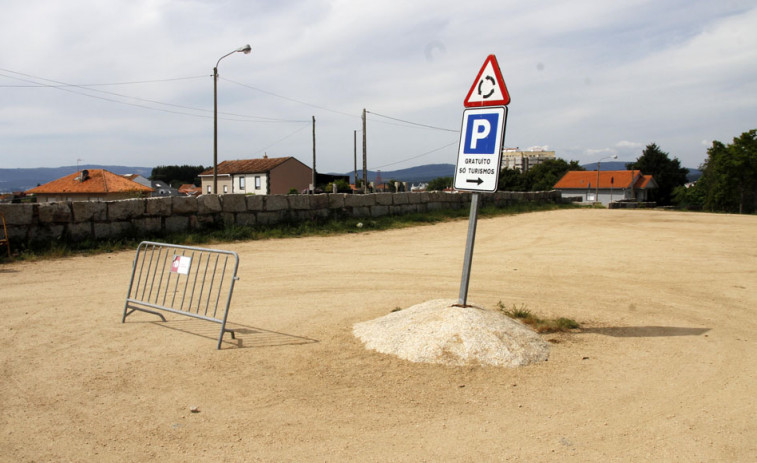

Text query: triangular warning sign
(464, 54), (510, 107)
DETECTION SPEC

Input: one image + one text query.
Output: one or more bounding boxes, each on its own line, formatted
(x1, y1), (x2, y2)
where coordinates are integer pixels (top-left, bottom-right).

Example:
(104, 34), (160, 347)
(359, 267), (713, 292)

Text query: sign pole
(458, 192), (480, 306)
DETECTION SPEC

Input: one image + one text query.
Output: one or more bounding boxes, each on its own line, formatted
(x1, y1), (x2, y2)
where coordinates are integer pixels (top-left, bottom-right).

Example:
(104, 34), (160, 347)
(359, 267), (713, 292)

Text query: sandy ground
(1, 208), (756, 462)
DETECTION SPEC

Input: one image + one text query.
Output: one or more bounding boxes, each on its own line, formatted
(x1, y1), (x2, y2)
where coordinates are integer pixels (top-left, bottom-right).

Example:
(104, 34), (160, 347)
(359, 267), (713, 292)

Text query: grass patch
(2, 201), (575, 263)
(496, 301), (579, 333)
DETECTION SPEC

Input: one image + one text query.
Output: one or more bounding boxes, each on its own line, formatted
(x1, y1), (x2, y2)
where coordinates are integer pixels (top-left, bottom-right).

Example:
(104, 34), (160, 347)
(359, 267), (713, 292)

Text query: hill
(337, 164), (455, 184)
(0, 165), (153, 193)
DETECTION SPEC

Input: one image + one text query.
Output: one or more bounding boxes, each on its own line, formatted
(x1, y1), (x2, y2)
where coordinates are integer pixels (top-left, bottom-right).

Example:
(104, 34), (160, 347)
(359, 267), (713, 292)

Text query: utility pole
(362, 108), (368, 194)
(312, 115), (316, 194)
(353, 130), (357, 190)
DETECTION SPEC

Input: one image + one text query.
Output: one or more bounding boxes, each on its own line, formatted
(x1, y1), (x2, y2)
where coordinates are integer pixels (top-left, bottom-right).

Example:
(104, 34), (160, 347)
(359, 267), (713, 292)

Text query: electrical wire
(366, 110), (459, 133)
(372, 140), (459, 170)
(0, 69), (307, 123)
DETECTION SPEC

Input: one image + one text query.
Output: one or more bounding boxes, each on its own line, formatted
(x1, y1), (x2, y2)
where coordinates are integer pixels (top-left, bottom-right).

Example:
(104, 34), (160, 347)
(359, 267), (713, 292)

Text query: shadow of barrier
(580, 326), (710, 338)
(145, 318), (319, 349)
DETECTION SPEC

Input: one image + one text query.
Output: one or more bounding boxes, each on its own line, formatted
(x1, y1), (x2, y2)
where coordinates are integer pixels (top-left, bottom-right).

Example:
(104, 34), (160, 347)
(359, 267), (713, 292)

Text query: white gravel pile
(353, 299), (549, 367)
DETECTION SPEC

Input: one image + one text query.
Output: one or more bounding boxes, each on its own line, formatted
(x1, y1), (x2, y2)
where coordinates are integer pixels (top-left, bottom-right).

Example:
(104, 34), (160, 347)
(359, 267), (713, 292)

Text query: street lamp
(213, 44), (251, 194)
(595, 154), (618, 204)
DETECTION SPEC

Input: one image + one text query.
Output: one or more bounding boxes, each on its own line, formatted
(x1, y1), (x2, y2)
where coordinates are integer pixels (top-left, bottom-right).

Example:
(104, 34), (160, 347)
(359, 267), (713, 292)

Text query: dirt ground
(1, 208), (756, 462)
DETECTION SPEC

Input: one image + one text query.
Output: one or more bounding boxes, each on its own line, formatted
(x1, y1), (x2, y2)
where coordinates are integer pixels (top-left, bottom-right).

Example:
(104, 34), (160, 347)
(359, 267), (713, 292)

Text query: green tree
(497, 168), (525, 191)
(151, 165), (207, 188)
(427, 176), (452, 191)
(524, 159), (584, 191)
(626, 144), (688, 206)
(695, 130), (757, 213)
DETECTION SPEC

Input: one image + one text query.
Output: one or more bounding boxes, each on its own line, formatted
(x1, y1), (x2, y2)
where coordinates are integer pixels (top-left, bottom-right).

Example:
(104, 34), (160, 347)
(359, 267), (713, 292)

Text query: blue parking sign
(454, 106), (507, 192)
(464, 113), (500, 154)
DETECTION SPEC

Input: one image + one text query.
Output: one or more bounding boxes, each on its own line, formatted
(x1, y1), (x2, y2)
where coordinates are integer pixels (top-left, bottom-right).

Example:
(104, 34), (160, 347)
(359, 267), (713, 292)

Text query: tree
(427, 176), (452, 191)
(694, 130), (757, 214)
(151, 165), (207, 188)
(626, 143), (688, 206)
(523, 159), (584, 191)
(497, 168), (525, 191)
(498, 159), (583, 192)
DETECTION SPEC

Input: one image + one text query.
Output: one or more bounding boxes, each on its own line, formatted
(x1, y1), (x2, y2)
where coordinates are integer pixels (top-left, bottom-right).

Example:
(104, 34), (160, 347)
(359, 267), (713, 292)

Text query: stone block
(328, 194), (346, 209)
(197, 194), (222, 214)
(68, 222), (92, 241)
(371, 205), (389, 217)
(172, 196), (198, 214)
(393, 193), (410, 205)
(220, 212), (236, 226)
(29, 224), (65, 242)
(375, 194), (393, 206)
(0, 204), (34, 225)
(287, 195), (310, 210)
(108, 199), (145, 221)
(38, 202), (72, 223)
(72, 201), (106, 222)
(236, 212), (256, 227)
(345, 194), (375, 207)
(133, 216), (162, 234)
(145, 197), (172, 216)
(221, 194), (247, 212)
(257, 211), (283, 225)
(246, 195), (264, 211)
(265, 195), (288, 211)
(351, 206), (371, 217)
(310, 194), (329, 210)
(165, 216), (190, 233)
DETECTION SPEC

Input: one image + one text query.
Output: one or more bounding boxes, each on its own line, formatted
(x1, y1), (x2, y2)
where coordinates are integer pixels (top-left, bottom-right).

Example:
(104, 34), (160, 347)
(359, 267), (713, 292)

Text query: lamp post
(595, 154), (618, 204)
(213, 44), (251, 194)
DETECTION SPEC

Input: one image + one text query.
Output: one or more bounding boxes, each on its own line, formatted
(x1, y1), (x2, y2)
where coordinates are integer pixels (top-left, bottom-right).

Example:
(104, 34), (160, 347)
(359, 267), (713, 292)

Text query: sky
(1, 0), (756, 173)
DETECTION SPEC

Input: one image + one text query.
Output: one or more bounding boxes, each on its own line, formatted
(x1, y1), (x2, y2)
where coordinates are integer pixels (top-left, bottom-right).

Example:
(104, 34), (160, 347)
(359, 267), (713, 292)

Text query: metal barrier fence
(122, 241), (240, 349)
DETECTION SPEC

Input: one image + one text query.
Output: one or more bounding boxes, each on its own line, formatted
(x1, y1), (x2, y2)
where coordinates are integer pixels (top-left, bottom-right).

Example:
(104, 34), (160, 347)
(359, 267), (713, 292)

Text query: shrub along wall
(0, 190), (561, 244)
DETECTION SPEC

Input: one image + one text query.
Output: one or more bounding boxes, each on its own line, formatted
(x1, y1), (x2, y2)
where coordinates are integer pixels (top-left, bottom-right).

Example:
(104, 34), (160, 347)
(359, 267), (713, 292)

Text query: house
(178, 184), (202, 196)
(26, 169), (154, 202)
(553, 170), (658, 206)
(123, 174), (180, 197)
(198, 156), (312, 195)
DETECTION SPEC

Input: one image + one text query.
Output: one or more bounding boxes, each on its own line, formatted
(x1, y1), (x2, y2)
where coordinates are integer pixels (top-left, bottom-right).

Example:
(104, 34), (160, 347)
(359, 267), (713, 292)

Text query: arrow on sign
(466, 177), (484, 185)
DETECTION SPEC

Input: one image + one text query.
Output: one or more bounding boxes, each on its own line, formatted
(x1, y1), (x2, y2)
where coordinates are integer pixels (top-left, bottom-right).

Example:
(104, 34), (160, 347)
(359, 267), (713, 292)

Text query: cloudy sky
(1, 0), (756, 173)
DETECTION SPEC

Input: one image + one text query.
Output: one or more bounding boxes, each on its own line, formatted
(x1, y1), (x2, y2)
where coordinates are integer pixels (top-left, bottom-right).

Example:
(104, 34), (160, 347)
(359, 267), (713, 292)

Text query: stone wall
(1, 191), (561, 244)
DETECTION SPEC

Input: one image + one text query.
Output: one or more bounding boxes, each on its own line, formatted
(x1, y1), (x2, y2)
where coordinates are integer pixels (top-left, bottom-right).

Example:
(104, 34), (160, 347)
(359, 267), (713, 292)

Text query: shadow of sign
(149, 319), (319, 349)
(581, 326), (710, 338)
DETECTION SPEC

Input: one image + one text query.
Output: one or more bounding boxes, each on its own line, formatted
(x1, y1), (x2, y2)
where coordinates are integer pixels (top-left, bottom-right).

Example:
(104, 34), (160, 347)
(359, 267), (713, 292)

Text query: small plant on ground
(496, 301), (579, 333)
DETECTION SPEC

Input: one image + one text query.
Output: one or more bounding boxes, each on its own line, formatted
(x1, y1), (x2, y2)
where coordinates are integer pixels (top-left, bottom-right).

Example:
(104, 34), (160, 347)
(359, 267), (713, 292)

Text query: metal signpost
(455, 55), (510, 306)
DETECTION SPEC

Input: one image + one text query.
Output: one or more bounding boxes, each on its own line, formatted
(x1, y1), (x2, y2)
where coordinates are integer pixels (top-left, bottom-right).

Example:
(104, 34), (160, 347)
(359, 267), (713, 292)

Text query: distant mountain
(336, 163), (456, 184)
(0, 165), (153, 193)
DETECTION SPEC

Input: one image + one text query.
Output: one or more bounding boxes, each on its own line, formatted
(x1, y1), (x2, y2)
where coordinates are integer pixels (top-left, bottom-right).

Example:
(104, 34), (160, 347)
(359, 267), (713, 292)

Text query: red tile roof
(554, 170), (646, 190)
(199, 157), (293, 176)
(26, 169), (154, 195)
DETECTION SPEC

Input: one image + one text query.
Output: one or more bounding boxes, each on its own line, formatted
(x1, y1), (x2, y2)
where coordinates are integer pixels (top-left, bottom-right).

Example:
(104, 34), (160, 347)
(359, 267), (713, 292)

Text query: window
(239, 177), (245, 190)
(255, 176), (261, 190)
(223, 185), (228, 194)
(207, 185), (211, 194)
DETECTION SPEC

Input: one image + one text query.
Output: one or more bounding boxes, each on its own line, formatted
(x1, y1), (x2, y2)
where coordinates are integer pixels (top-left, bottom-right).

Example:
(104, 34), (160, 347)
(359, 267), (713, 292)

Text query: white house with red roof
(553, 170), (658, 206)
(198, 156), (312, 195)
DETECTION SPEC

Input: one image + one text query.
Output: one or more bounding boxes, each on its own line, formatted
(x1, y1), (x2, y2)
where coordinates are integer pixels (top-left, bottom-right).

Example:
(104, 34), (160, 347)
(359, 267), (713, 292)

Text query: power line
(223, 77), (360, 119)
(0, 74), (207, 87)
(0, 68), (307, 123)
(366, 110), (459, 133)
(373, 140), (459, 169)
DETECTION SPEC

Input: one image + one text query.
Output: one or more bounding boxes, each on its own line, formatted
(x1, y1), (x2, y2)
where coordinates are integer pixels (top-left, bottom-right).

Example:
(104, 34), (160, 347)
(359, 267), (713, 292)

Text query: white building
(501, 149), (556, 172)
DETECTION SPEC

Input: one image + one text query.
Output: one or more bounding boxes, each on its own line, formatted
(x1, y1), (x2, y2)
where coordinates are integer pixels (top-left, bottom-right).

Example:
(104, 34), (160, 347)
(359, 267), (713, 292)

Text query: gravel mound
(353, 299), (549, 367)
